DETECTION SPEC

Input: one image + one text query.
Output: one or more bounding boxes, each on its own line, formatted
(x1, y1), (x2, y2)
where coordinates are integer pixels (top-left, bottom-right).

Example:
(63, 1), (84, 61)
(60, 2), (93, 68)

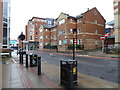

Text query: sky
(10, 0), (114, 40)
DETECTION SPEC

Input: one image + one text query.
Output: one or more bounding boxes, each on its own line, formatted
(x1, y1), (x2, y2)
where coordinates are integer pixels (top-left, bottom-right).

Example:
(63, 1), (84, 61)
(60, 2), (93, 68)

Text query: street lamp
(18, 32), (25, 64)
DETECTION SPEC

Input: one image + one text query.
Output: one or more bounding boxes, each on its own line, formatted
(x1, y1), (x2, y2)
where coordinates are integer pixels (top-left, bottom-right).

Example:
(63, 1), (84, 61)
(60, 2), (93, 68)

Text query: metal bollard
(30, 54), (33, 67)
(26, 54), (28, 67)
(38, 57), (41, 75)
(21, 53), (23, 64)
(19, 53), (21, 64)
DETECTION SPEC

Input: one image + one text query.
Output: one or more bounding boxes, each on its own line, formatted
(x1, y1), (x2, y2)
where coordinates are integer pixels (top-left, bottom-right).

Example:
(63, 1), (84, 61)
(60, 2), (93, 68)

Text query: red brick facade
(25, 7), (106, 51)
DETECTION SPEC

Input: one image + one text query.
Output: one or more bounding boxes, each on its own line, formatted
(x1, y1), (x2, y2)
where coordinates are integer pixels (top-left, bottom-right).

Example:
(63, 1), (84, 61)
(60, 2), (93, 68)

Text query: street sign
(105, 33), (109, 37)
(100, 36), (105, 40)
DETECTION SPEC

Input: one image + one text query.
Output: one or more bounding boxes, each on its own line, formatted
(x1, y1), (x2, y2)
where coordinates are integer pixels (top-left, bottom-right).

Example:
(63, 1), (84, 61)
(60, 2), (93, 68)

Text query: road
(31, 50), (119, 83)
(12, 50), (119, 83)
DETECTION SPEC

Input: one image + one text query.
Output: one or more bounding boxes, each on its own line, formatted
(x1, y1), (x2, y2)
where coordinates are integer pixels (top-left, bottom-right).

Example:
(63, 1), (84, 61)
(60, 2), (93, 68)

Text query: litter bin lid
(29, 53), (33, 55)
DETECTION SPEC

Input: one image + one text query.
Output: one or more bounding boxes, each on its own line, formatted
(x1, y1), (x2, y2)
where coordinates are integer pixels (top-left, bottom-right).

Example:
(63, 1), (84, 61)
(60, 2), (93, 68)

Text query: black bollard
(19, 53), (21, 64)
(30, 54), (33, 67)
(26, 54), (28, 67)
(38, 57), (41, 75)
(21, 53), (23, 64)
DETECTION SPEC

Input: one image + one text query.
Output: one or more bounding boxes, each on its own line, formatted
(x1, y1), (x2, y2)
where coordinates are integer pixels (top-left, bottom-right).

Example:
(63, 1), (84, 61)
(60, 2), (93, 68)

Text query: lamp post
(18, 32), (25, 64)
(73, 28), (77, 60)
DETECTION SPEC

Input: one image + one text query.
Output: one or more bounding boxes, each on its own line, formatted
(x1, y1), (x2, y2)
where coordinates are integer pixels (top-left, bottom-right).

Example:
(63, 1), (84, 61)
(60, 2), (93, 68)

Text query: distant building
(25, 17), (46, 50)
(0, 0), (10, 55)
(25, 7), (106, 51)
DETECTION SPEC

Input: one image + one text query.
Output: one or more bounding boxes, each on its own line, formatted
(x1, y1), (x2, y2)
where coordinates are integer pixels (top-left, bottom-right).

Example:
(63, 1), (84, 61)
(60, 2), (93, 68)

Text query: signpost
(100, 33), (109, 53)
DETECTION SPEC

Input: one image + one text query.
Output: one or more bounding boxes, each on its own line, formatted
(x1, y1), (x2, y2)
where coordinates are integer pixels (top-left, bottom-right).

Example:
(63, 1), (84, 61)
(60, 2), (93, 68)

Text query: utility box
(60, 59), (77, 88)
(30, 53), (38, 67)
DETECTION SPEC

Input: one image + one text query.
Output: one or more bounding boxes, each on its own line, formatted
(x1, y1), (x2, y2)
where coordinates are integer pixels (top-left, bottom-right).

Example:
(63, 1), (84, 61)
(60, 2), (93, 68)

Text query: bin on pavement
(60, 59), (77, 88)
(30, 53), (38, 67)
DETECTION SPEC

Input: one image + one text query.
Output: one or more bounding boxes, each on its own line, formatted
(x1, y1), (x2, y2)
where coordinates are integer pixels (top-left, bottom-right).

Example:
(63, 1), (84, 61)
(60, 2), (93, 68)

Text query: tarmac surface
(1, 50), (119, 89)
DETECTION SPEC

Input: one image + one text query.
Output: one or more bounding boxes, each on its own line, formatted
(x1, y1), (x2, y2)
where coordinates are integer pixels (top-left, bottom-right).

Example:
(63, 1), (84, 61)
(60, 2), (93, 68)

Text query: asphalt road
(12, 50), (119, 83)
(34, 51), (119, 83)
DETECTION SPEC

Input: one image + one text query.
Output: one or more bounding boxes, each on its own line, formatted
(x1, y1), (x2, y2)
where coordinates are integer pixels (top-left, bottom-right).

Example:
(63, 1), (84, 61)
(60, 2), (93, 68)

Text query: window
(59, 40), (62, 45)
(36, 32), (38, 35)
(30, 36), (32, 40)
(40, 36), (43, 39)
(36, 28), (39, 30)
(78, 29), (81, 34)
(95, 40), (98, 45)
(95, 30), (98, 34)
(30, 32), (33, 35)
(70, 39), (73, 44)
(94, 20), (97, 24)
(59, 30), (65, 35)
(36, 37), (38, 39)
(70, 29), (73, 33)
(59, 19), (65, 25)
(77, 40), (81, 45)
(39, 43), (43, 46)
(94, 11), (97, 15)
(40, 29), (43, 32)
(77, 19), (80, 23)
(36, 23), (39, 26)
(70, 19), (72, 22)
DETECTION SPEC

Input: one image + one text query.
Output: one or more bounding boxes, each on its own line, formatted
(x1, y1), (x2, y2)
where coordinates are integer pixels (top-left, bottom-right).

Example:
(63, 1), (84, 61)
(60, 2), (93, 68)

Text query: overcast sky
(10, 0), (114, 40)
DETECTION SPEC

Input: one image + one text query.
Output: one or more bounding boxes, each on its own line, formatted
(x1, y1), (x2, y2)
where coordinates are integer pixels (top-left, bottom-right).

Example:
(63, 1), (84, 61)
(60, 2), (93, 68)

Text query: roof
(71, 7), (106, 22)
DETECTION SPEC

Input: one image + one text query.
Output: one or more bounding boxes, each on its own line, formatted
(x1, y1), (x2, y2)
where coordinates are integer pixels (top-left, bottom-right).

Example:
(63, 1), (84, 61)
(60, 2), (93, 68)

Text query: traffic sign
(100, 36), (105, 40)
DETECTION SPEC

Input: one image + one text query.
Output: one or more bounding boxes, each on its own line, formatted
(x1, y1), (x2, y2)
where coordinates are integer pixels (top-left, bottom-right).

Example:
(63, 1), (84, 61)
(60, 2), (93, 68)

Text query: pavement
(1, 50), (119, 89)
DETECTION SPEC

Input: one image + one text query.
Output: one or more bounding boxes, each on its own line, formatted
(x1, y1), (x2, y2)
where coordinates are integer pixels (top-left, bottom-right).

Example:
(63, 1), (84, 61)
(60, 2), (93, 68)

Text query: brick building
(25, 7), (106, 51)
(25, 17), (46, 50)
(0, 0), (10, 55)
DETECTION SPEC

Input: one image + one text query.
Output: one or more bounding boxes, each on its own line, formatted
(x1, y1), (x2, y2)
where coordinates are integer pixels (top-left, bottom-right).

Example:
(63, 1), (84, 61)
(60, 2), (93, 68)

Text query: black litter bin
(60, 59), (77, 88)
(30, 53), (38, 67)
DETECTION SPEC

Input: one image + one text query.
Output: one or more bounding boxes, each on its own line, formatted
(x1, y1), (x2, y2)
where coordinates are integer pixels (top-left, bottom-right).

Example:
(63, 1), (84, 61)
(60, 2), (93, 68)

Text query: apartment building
(25, 7), (106, 51)
(0, 0), (10, 55)
(25, 17), (46, 50)
(114, 0), (120, 48)
(56, 7), (105, 51)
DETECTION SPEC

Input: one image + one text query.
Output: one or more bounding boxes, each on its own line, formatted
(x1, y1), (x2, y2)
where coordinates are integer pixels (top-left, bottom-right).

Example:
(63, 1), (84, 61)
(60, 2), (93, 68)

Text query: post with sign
(72, 28), (77, 60)
(18, 32), (25, 64)
(100, 36), (105, 53)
